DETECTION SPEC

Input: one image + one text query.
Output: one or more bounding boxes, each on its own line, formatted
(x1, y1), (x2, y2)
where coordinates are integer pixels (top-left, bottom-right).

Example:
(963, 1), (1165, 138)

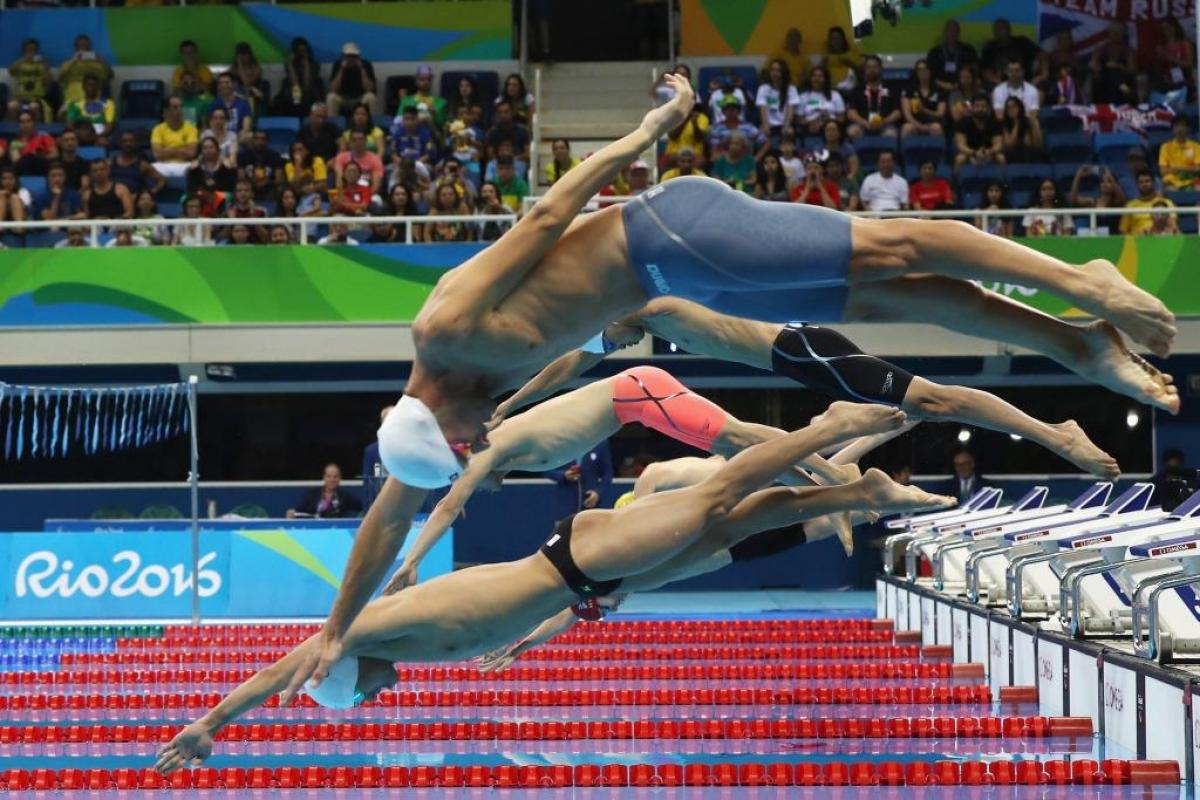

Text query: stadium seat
(384, 76), (417, 116)
(1037, 107), (1083, 135)
(1046, 132), (1094, 164)
(257, 116), (300, 154)
(77, 146), (106, 162)
(1175, 103), (1199, 127)
(120, 80), (165, 121)
(0, 122), (16, 139)
(1053, 162), (1096, 197)
(1005, 163), (1051, 195)
(1165, 189), (1200, 205)
(853, 134), (898, 171)
(903, 163), (952, 183)
(1094, 132), (1142, 168)
(899, 135), (946, 169)
(22, 176), (47, 196)
(1009, 189), (1034, 209)
(956, 163), (1005, 196)
(1145, 128), (1174, 163)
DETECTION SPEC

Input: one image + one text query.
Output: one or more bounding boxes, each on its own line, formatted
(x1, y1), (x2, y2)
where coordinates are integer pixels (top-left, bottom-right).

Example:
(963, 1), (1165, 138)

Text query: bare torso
(488, 378), (621, 472)
(415, 207), (645, 389)
(356, 556), (574, 663)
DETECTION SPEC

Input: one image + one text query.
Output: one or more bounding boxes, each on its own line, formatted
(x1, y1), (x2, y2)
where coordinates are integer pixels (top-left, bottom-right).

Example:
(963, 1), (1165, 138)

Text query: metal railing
(0, 213), (517, 248)
(517, 193), (1195, 233)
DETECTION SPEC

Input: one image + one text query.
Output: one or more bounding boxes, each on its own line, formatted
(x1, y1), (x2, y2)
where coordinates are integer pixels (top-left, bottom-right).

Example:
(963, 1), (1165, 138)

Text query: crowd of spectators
(1, 37), (536, 246)
(650, 20), (1199, 236)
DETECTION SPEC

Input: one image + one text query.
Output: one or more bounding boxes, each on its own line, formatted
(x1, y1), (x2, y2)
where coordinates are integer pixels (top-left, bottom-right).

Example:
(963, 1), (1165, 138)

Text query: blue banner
(0, 517), (451, 620)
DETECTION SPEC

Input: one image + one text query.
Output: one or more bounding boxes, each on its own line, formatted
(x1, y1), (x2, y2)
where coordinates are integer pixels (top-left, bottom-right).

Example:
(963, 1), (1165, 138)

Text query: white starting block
(903, 487), (1050, 582)
(880, 488), (1001, 577)
(930, 484), (1112, 592)
(1053, 490), (1200, 641)
(965, 483), (1158, 608)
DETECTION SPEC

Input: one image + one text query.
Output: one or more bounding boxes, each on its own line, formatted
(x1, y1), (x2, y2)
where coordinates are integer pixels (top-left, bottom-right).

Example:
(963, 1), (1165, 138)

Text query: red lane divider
(63, 644), (926, 667)
(9, 661), (984, 688)
(0, 684), (997, 712)
(0, 715), (1093, 746)
(1, 759), (1178, 790)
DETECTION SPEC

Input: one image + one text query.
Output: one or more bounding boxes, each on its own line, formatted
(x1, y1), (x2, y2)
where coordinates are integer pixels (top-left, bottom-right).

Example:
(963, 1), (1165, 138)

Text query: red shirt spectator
(789, 158), (841, 209)
(909, 162), (954, 210)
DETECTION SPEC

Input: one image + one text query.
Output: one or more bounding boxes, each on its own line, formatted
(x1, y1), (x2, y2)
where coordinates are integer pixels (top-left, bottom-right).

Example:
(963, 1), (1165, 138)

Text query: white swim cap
(304, 655), (361, 709)
(378, 395), (462, 489)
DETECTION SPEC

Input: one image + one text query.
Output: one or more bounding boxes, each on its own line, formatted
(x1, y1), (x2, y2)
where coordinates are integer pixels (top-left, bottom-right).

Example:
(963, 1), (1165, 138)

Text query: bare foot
(811, 401), (908, 439)
(860, 468), (955, 514)
(804, 512), (855, 556)
(1078, 260), (1176, 357)
(1048, 420), (1120, 479)
(1074, 321), (1180, 414)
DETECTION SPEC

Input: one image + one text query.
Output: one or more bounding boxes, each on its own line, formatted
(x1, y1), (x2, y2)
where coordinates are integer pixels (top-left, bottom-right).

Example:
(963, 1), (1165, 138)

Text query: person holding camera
(57, 34), (113, 110)
(327, 42), (378, 117)
(7, 39), (53, 123)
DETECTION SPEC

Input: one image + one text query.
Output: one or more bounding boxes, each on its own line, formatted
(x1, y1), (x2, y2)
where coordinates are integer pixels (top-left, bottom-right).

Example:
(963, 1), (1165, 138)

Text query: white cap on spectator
(377, 395), (462, 489)
(630, 160), (650, 171)
(342, 42), (361, 56)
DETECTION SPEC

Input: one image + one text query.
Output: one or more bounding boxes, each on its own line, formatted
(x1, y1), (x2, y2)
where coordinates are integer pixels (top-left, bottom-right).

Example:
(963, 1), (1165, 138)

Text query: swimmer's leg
(903, 377), (1119, 479)
(847, 216), (1175, 356)
(771, 322), (1120, 478)
(613, 365), (845, 485)
(573, 402), (908, 582)
(843, 276), (1179, 413)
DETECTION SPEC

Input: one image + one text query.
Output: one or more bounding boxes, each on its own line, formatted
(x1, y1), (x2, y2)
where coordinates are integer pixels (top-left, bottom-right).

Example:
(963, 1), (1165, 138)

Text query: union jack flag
(1038, 0), (1196, 69)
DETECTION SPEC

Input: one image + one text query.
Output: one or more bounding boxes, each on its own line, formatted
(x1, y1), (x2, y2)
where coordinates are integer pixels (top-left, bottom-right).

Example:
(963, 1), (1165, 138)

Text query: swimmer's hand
(383, 560), (419, 595)
(475, 643), (522, 673)
(154, 722), (213, 775)
(603, 321), (646, 349)
(640, 73), (695, 140)
(278, 630), (344, 708)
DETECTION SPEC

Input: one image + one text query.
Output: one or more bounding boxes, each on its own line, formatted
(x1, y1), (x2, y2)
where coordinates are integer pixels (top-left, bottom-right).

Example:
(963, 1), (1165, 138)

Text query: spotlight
(1125, 410), (1141, 429)
(1009, 434), (1022, 442)
(957, 428), (972, 444)
(668, 342), (678, 353)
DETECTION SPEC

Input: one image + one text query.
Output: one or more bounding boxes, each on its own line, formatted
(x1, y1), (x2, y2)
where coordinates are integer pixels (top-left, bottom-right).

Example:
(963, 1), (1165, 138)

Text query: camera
(850, 0), (905, 39)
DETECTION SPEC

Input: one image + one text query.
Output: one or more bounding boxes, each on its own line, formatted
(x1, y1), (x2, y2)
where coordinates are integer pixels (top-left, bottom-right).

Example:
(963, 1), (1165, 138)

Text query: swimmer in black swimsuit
(493, 297), (1122, 480)
(155, 403), (952, 775)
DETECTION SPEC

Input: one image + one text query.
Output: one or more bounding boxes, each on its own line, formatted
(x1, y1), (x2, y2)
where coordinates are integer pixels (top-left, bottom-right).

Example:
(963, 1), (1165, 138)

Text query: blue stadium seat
(157, 201), (182, 219)
(0, 122), (17, 138)
(1176, 103), (1199, 127)
(374, 114), (393, 131)
(1053, 162), (1096, 197)
(257, 116), (301, 154)
(960, 190), (982, 210)
(440, 70), (500, 110)
(1179, 210), (1199, 234)
(1005, 163), (1052, 196)
(1094, 131), (1142, 169)
(1009, 189), (1034, 209)
(22, 176), (47, 196)
(1145, 128), (1174, 163)
(802, 136), (824, 153)
(1046, 132), (1094, 164)
(77, 146), (106, 161)
(24, 230), (64, 249)
(120, 80), (164, 120)
(956, 163), (1005, 196)
(1037, 107), (1083, 135)
(853, 134), (898, 171)
(1166, 188), (1200, 206)
(43, 122), (64, 136)
(900, 135), (946, 169)
(384, 75), (416, 116)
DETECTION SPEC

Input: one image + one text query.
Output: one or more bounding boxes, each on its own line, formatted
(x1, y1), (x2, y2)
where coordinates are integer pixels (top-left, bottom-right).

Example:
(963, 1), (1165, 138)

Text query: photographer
(57, 34), (113, 111)
(7, 39), (53, 123)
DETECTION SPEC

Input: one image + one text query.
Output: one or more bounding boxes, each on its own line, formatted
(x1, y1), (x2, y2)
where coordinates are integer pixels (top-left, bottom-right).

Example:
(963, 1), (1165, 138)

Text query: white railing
(519, 193), (1197, 234)
(0, 213), (517, 247)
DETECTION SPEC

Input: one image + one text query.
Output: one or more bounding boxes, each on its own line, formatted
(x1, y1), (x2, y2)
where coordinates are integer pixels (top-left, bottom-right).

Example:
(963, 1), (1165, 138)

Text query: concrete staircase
(532, 61), (661, 191)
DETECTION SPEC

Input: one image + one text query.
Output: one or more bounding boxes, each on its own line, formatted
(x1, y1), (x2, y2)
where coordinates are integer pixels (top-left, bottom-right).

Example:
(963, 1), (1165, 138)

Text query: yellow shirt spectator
(664, 114), (709, 161)
(544, 156), (580, 185)
(1121, 196), (1176, 235)
(285, 156), (328, 187)
(1159, 137), (1200, 190)
(151, 120), (199, 153)
(59, 56), (113, 106)
(172, 64), (215, 92)
(661, 166), (708, 182)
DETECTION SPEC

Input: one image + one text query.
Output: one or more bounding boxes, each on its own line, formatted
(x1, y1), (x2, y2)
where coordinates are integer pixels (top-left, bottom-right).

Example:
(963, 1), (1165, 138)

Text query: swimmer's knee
(908, 382), (964, 421)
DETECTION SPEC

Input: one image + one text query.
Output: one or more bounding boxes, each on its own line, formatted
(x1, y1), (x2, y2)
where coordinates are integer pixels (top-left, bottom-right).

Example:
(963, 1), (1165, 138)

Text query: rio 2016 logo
(1039, 656), (1055, 682)
(15, 550), (222, 599)
(1104, 682), (1124, 712)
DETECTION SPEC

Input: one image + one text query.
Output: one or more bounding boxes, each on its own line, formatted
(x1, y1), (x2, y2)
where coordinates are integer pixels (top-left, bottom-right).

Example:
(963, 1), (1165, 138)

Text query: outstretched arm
(437, 75), (694, 318)
(382, 452), (502, 593)
(278, 479), (426, 705)
(477, 608), (581, 673)
(492, 319), (647, 423)
(156, 638), (318, 773)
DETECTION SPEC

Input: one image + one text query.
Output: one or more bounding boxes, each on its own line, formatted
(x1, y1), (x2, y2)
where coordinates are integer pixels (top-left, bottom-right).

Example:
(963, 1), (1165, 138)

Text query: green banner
(0, 237), (1191, 328)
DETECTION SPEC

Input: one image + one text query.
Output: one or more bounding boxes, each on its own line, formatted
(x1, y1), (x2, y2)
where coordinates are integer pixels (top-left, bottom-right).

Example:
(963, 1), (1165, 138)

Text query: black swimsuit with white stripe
(771, 324), (913, 406)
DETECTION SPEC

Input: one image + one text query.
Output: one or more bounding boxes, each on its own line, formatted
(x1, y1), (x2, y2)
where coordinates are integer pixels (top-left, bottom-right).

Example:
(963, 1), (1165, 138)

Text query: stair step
(537, 61), (659, 78)
(540, 108), (644, 125)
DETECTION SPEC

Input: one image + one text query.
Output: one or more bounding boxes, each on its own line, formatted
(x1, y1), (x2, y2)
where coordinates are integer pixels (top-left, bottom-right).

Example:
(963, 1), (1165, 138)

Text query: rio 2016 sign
(0, 520), (450, 620)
